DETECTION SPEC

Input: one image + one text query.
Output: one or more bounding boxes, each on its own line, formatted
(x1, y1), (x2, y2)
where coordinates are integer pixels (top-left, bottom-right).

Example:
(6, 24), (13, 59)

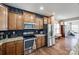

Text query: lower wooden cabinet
(36, 36), (42, 49)
(41, 36), (46, 47)
(2, 43), (6, 55)
(36, 36), (46, 49)
(5, 41), (16, 55)
(15, 40), (24, 55)
(0, 45), (2, 55)
(0, 39), (24, 55)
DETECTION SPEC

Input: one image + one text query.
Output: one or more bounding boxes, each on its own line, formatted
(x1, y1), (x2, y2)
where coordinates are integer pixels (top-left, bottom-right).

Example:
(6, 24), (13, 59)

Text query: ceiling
(5, 3), (79, 20)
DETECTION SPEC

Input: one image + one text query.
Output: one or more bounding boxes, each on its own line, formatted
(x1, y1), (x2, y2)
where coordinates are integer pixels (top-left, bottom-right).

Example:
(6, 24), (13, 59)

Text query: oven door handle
(24, 38), (36, 41)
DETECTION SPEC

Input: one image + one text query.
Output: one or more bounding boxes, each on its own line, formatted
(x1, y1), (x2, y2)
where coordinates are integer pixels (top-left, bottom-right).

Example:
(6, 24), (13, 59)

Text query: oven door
(24, 38), (36, 54)
(24, 39), (34, 50)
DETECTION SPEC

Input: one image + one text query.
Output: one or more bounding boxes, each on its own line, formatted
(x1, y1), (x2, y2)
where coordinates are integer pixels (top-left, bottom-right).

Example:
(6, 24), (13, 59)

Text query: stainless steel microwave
(24, 22), (36, 29)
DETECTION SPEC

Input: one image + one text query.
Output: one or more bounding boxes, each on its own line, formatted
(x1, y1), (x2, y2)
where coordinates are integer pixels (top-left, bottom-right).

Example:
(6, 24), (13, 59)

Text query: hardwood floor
(29, 38), (70, 55)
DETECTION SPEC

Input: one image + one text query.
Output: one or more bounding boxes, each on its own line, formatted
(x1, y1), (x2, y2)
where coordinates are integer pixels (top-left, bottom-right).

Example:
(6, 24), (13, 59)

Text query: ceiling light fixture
(40, 6), (44, 10)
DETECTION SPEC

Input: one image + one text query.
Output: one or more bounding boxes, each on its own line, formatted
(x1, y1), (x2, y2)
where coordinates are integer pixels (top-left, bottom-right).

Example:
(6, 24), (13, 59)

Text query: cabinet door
(0, 5), (8, 30)
(23, 12), (35, 23)
(48, 17), (51, 24)
(36, 37), (42, 49)
(41, 36), (46, 47)
(8, 12), (16, 30)
(5, 41), (16, 55)
(39, 18), (43, 29)
(16, 14), (23, 30)
(0, 45), (2, 55)
(35, 17), (40, 29)
(2, 43), (6, 55)
(44, 17), (48, 24)
(15, 40), (24, 55)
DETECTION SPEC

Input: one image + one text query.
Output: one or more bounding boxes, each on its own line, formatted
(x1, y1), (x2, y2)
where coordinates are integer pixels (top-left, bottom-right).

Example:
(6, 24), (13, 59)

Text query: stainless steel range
(23, 32), (36, 54)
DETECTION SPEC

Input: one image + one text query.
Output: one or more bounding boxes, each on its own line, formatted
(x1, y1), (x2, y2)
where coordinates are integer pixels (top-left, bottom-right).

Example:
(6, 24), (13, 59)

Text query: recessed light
(40, 6), (44, 10)
(52, 12), (55, 16)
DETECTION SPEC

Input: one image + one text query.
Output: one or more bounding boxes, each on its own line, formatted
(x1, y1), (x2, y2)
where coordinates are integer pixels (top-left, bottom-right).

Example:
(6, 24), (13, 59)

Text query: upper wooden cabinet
(44, 17), (48, 24)
(39, 18), (43, 29)
(16, 14), (23, 30)
(44, 17), (51, 24)
(23, 12), (35, 23)
(35, 17), (43, 29)
(8, 12), (16, 30)
(8, 12), (23, 30)
(48, 17), (51, 24)
(0, 4), (8, 31)
(35, 17), (40, 29)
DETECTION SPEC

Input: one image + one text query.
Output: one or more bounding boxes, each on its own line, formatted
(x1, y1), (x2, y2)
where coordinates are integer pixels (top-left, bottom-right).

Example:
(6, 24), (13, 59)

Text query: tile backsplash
(0, 29), (44, 40)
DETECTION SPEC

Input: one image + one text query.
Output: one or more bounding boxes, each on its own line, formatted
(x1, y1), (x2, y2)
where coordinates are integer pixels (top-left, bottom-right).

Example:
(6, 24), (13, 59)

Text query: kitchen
(0, 3), (79, 55)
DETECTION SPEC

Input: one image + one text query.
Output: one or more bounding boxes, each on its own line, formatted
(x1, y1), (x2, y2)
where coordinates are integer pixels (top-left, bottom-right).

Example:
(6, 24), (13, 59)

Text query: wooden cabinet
(44, 17), (48, 24)
(35, 17), (43, 29)
(41, 36), (46, 47)
(23, 12), (35, 23)
(36, 36), (46, 49)
(16, 14), (23, 30)
(48, 17), (51, 24)
(36, 36), (42, 49)
(8, 12), (23, 30)
(2, 43), (6, 55)
(44, 17), (51, 24)
(35, 17), (40, 29)
(0, 45), (2, 55)
(0, 4), (8, 31)
(15, 40), (24, 55)
(5, 41), (16, 55)
(8, 12), (16, 30)
(39, 18), (43, 29)
(1, 39), (24, 55)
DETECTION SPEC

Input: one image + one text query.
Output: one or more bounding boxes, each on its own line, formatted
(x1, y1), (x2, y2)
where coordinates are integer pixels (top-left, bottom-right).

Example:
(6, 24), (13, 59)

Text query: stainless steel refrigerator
(44, 24), (55, 47)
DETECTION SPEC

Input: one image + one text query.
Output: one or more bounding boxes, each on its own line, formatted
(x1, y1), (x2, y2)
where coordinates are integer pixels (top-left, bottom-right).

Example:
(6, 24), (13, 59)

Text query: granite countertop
(0, 37), (23, 45)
